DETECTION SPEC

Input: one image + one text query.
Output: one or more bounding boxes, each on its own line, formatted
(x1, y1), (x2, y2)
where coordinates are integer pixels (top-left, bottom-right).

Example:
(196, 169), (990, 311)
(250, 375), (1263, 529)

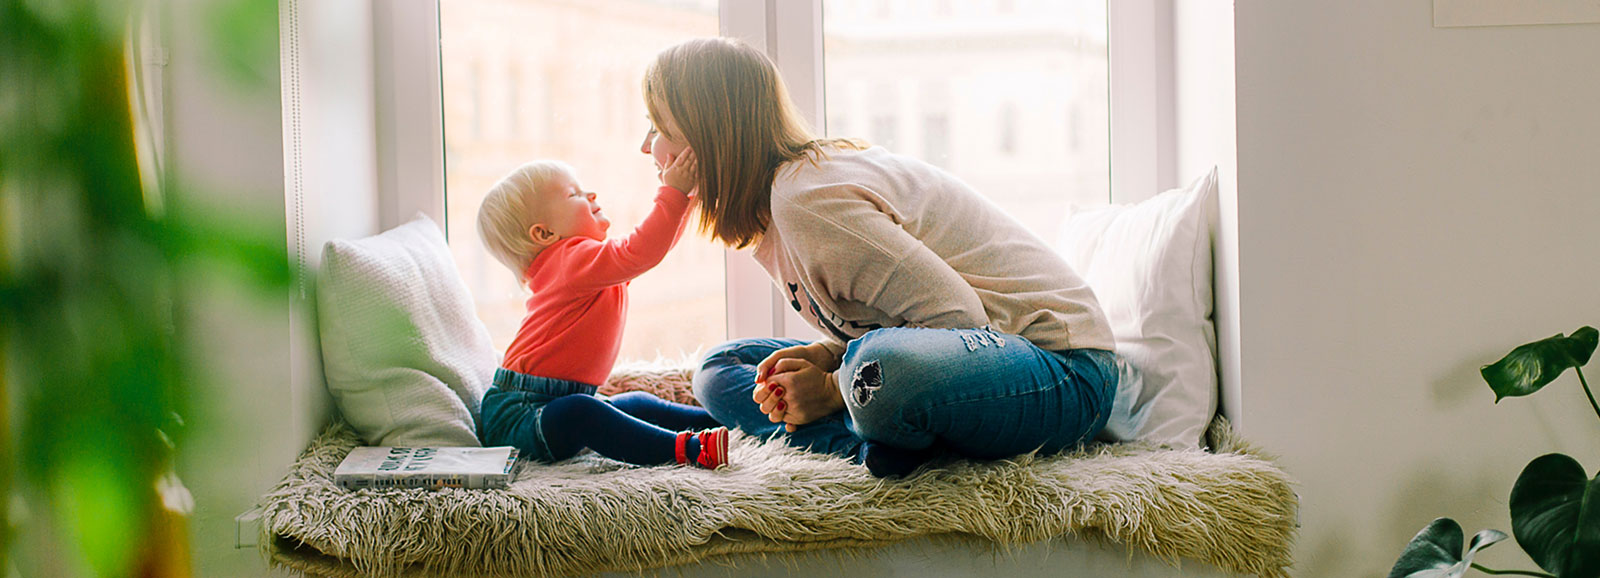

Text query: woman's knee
(694, 337), (794, 401)
(692, 366), (755, 416)
(836, 331), (931, 439)
(838, 330), (935, 408)
(691, 361), (735, 402)
(699, 339), (749, 367)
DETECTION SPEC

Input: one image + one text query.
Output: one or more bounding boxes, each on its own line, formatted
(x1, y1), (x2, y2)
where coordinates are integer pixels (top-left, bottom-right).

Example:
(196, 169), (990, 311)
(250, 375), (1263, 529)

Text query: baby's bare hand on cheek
(663, 149), (699, 194)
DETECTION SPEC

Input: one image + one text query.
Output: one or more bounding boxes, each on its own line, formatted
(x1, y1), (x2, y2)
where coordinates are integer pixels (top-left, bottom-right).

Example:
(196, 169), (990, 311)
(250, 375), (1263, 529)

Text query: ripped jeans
(692, 328), (1118, 462)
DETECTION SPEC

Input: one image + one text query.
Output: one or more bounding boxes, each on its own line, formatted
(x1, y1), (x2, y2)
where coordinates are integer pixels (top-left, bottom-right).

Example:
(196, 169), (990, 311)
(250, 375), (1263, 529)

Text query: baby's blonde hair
(477, 160), (577, 278)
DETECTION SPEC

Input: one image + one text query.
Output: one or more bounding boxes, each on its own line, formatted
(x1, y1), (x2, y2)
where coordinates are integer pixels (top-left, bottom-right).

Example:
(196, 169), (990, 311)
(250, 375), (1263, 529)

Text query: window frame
(372, 1), (446, 230)
(372, 0), (1174, 345)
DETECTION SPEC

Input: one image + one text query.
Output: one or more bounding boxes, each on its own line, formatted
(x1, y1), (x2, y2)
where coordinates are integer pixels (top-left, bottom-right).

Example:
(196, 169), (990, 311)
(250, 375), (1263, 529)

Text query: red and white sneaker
(695, 427), (729, 470)
(674, 427), (730, 470)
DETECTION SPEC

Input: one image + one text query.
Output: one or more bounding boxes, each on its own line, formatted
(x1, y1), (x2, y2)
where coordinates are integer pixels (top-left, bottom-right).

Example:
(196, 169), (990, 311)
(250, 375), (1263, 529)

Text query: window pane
(440, 0), (724, 360)
(822, 0), (1110, 239)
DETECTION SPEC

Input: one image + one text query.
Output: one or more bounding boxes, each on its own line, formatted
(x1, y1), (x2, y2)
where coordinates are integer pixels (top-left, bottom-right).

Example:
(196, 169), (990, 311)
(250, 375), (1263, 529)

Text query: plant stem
(1576, 366), (1600, 423)
(0, 184), (9, 578)
(0, 315), (8, 578)
(1470, 563), (1557, 577)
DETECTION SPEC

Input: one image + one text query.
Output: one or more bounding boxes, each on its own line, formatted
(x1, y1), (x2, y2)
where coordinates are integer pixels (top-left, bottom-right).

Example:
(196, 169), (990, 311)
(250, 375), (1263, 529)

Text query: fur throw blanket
(260, 365), (1297, 577)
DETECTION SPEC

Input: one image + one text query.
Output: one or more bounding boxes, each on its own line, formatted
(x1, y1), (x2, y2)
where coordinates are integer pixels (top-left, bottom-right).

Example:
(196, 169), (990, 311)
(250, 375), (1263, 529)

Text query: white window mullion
(766, 0), (825, 341)
(719, 1), (779, 342)
(721, 0), (824, 342)
(373, 0), (446, 230)
(1108, 0), (1176, 203)
(772, 0), (825, 132)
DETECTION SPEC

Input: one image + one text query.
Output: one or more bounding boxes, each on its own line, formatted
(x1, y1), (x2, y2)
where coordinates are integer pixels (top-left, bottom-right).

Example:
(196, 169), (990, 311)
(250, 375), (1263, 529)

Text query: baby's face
(532, 172), (609, 242)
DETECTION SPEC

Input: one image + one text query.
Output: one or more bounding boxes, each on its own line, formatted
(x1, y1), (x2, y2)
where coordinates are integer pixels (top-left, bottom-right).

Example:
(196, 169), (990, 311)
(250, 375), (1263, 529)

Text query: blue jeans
(479, 369), (719, 464)
(692, 328), (1118, 462)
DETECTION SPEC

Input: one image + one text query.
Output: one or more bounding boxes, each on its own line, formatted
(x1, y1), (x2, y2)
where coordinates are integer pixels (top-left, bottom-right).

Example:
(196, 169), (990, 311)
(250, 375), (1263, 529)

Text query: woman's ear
(527, 223), (559, 246)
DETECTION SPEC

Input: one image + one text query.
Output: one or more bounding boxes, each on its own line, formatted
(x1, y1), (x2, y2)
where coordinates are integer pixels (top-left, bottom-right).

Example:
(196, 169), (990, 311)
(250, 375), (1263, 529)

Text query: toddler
(475, 152), (728, 469)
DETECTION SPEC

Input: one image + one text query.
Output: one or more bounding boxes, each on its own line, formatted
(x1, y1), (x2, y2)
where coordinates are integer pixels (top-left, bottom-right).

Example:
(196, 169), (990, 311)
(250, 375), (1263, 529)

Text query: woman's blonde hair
(644, 37), (863, 248)
(477, 160), (576, 278)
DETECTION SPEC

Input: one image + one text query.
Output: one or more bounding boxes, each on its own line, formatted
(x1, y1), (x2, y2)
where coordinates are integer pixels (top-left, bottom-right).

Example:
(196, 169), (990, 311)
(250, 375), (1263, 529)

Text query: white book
(333, 446), (519, 491)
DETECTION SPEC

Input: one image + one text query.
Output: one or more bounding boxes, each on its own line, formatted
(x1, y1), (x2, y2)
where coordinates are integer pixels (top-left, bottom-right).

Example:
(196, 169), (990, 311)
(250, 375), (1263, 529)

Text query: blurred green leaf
(206, 0), (278, 91)
(1482, 327), (1597, 402)
(3, 0), (291, 574)
(1510, 453), (1600, 578)
(165, 204), (293, 290)
(56, 449), (143, 576)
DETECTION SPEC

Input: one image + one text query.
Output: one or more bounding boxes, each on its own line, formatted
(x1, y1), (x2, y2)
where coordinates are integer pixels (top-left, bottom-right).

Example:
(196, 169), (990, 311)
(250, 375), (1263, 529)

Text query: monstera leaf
(1481, 327), (1597, 402)
(1510, 454), (1600, 578)
(1388, 517), (1507, 578)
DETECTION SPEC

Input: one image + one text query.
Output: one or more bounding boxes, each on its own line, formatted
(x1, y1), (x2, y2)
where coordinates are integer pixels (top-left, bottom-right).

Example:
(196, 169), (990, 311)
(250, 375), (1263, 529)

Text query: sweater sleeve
(814, 336), (848, 359)
(775, 185), (990, 332)
(558, 186), (693, 291)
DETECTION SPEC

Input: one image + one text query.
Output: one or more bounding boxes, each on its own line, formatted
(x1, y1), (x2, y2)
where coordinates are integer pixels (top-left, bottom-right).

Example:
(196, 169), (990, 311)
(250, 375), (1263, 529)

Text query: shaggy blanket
(260, 366), (1298, 577)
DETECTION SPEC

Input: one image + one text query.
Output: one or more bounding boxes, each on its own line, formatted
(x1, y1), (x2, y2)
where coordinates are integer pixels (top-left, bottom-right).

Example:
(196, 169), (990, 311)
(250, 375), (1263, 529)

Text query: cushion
(316, 214), (498, 447)
(1056, 168), (1219, 449)
(596, 359), (700, 406)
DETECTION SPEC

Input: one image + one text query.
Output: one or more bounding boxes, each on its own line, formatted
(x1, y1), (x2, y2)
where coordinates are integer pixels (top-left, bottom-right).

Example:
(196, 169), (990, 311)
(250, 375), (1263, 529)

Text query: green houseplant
(1389, 327), (1600, 578)
(2, 0), (286, 575)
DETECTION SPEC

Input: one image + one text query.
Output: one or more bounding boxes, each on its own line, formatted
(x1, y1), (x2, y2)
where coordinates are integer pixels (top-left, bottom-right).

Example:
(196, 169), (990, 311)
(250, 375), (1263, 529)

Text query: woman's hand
(659, 148), (699, 195)
(753, 358), (843, 432)
(755, 342), (841, 377)
(752, 342), (844, 432)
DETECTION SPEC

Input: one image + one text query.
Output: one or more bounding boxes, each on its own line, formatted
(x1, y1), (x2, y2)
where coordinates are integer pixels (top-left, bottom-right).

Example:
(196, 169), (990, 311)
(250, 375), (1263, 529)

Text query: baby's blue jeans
(478, 369), (719, 464)
(692, 328), (1118, 462)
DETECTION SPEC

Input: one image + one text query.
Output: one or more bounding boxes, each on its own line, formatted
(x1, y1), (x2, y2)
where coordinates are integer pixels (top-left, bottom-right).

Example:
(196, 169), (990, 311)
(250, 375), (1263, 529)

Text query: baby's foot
(695, 427), (729, 470)
(675, 427), (730, 470)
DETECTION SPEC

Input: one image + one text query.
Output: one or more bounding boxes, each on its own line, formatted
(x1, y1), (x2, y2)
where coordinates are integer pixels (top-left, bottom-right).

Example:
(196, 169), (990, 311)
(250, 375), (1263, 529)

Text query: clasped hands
(752, 342), (845, 433)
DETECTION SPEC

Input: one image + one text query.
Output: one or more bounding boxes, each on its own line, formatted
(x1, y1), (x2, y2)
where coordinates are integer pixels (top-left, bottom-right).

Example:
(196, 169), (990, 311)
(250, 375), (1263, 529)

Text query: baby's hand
(660, 148), (700, 196)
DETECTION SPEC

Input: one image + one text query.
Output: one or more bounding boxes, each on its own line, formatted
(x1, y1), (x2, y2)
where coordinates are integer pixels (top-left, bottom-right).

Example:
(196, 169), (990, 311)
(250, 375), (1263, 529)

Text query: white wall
(1172, 0), (1240, 426)
(165, 0), (300, 574)
(1233, 2), (1600, 576)
(163, 1), (1600, 576)
(166, 0), (377, 575)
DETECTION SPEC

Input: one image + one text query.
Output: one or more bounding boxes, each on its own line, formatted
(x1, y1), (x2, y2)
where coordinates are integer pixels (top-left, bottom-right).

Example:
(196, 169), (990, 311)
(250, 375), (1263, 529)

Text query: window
(1068, 104), (1082, 152)
(506, 64), (521, 139)
(920, 81), (951, 166)
(922, 113), (949, 167)
(870, 115), (899, 152)
(998, 103), (1018, 156)
(438, 0), (724, 360)
(821, 0), (1111, 241)
(468, 63), (483, 139)
(380, 0), (1162, 354)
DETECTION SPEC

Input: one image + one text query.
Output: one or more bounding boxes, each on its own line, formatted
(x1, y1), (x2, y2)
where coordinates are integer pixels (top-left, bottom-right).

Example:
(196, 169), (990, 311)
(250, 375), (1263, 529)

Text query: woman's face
(640, 105), (689, 171)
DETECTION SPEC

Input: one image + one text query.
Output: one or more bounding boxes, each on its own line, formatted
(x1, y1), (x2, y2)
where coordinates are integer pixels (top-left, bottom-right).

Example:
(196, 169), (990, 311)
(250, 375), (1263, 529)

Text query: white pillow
(317, 214), (498, 447)
(1056, 168), (1219, 449)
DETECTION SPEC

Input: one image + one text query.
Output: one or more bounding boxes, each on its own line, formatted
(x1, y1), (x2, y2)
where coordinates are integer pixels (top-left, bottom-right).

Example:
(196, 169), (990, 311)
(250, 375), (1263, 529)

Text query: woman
(640, 37), (1119, 477)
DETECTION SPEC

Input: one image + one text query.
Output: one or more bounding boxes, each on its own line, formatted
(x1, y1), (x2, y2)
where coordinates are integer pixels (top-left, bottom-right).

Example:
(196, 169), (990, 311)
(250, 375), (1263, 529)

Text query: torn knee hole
(959, 327), (1007, 352)
(851, 361), (882, 406)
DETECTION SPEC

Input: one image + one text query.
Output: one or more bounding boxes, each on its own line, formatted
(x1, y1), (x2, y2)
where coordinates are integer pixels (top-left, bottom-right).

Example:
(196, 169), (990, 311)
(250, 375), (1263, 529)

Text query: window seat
(272, 172), (1290, 576)
(258, 404), (1296, 578)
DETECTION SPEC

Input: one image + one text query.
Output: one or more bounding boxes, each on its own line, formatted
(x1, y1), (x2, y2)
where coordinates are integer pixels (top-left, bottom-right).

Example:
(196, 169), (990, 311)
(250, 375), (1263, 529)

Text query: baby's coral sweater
(499, 186), (691, 386)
